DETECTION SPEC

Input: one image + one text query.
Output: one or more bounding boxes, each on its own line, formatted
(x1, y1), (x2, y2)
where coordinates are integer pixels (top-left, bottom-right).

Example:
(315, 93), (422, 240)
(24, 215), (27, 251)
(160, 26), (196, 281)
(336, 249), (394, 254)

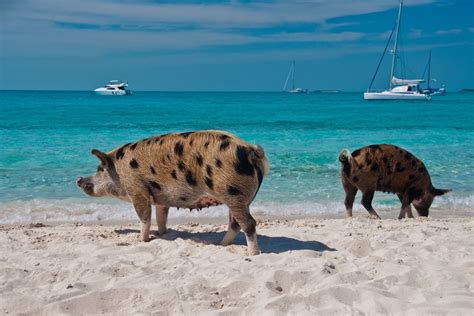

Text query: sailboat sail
(391, 76), (424, 85)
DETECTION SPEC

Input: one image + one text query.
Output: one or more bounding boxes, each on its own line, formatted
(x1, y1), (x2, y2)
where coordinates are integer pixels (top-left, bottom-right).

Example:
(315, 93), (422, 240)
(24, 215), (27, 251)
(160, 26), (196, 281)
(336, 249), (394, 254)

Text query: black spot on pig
(351, 149), (361, 158)
(396, 162), (406, 172)
(219, 134), (230, 140)
(174, 142), (184, 157)
(371, 163), (379, 171)
(171, 170), (177, 179)
(215, 158), (222, 168)
(150, 166), (156, 174)
(227, 186), (241, 196)
(220, 139), (231, 151)
(130, 159), (139, 169)
(185, 171), (197, 186)
(205, 177), (214, 190)
(404, 152), (413, 160)
(115, 143), (130, 160)
(196, 154), (203, 167)
(204, 141), (210, 149)
(130, 143), (138, 150)
(418, 167), (425, 173)
(206, 165), (213, 177)
(369, 145), (380, 150)
(178, 161), (186, 172)
(235, 146), (254, 176)
(149, 181), (161, 190)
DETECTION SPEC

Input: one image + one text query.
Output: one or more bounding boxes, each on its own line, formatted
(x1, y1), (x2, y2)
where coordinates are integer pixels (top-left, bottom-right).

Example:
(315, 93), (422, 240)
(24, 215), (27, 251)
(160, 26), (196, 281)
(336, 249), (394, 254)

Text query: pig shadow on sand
(114, 228), (336, 254)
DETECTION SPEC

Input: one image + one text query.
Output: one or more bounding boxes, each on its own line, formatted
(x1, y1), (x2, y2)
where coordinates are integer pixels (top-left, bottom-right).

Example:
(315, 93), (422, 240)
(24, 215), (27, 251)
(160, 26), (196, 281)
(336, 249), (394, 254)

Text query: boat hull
(364, 91), (431, 100)
(288, 88), (308, 94)
(94, 89), (130, 96)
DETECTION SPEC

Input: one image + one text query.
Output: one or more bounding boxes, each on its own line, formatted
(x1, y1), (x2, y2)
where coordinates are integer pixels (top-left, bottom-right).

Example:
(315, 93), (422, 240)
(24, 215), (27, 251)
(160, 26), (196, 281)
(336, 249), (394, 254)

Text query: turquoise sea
(0, 91), (473, 223)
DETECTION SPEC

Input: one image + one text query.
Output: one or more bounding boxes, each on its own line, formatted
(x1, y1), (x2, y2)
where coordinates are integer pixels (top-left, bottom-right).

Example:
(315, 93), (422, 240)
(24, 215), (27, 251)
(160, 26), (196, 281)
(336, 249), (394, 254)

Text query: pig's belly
(153, 191), (221, 209)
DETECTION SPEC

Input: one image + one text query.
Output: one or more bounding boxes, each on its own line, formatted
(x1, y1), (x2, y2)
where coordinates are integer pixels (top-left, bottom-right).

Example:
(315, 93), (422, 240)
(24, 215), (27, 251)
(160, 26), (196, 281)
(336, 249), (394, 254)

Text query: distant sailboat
(283, 61), (308, 94)
(364, 0), (430, 100)
(422, 50), (446, 96)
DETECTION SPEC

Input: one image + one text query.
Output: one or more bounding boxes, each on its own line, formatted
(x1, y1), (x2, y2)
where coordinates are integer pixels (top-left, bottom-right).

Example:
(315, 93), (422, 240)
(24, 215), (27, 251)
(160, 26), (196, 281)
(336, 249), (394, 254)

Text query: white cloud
(4, 0), (435, 29)
(408, 28), (423, 39)
(0, 0), (436, 59)
(435, 28), (463, 36)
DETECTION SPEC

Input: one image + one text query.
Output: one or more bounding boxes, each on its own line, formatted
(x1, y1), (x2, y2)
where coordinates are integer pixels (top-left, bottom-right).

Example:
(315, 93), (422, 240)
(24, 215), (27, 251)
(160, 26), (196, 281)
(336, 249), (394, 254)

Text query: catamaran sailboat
(94, 80), (132, 95)
(283, 61), (308, 94)
(364, 0), (430, 100)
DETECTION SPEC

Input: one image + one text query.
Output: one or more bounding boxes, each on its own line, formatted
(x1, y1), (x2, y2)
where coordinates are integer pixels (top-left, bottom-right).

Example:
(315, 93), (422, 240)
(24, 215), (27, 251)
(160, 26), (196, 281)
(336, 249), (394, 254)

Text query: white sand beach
(1, 215), (473, 315)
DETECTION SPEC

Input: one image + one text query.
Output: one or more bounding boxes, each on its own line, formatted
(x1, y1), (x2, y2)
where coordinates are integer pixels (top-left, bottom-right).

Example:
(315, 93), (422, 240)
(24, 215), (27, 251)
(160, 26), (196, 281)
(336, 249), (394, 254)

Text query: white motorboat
(283, 61), (308, 94)
(364, 0), (430, 101)
(94, 80), (132, 95)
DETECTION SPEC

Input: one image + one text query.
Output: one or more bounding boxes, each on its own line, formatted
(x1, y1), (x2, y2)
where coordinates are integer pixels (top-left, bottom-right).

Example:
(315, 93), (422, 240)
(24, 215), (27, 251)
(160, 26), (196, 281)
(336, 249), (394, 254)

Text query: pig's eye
(97, 166), (104, 173)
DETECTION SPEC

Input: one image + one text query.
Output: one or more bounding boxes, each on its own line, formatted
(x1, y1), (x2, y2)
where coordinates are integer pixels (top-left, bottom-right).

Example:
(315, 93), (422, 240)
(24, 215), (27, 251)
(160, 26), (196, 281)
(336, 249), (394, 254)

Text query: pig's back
(350, 144), (430, 193)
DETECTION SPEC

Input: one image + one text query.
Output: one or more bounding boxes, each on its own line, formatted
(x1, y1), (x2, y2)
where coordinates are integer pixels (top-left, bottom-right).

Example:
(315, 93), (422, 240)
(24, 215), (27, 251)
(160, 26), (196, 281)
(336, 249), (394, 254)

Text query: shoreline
(1, 206), (472, 228)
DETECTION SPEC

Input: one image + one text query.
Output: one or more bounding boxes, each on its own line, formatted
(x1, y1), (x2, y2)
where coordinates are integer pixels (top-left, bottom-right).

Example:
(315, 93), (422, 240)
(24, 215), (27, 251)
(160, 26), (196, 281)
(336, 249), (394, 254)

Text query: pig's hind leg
(156, 205), (169, 235)
(361, 191), (381, 219)
(221, 210), (241, 246)
(342, 175), (358, 217)
(132, 199), (152, 242)
(225, 203), (259, 256)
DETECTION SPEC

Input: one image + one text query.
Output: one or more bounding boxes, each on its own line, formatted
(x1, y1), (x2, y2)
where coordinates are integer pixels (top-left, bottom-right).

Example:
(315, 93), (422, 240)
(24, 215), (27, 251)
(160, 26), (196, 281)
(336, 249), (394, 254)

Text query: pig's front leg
(156, 205), (169, 235)
(132, 199), (152, 242)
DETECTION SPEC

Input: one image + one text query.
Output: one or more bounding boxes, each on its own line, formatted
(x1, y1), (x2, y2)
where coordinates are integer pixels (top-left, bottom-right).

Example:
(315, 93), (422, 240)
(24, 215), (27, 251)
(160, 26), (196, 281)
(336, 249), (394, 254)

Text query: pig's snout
(76, 177), (94, 195)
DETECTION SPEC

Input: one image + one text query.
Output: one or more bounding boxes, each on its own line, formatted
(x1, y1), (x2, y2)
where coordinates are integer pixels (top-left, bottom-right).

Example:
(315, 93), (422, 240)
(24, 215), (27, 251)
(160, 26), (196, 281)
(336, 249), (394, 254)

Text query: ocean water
(0, 91), (473, 223)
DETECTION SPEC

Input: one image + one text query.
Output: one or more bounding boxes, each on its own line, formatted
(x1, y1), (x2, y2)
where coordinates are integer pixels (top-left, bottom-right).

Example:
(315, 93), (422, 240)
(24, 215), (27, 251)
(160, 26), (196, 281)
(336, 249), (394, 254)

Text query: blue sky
(0, 0), (472, 91)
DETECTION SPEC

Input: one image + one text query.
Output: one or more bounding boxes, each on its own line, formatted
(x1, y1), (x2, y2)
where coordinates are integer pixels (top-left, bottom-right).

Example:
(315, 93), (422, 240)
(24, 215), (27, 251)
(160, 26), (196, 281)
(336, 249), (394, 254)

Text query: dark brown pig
(339, 144), (451, 219)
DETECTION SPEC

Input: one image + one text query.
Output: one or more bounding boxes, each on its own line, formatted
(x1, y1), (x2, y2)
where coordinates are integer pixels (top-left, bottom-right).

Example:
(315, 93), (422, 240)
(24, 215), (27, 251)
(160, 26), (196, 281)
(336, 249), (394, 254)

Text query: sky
(0, 0), (472, 91)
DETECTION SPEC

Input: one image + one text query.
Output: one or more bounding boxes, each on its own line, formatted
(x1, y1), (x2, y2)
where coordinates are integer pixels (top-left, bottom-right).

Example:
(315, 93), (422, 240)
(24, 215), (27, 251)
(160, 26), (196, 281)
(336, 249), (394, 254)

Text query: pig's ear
(91, 149), (112, 167)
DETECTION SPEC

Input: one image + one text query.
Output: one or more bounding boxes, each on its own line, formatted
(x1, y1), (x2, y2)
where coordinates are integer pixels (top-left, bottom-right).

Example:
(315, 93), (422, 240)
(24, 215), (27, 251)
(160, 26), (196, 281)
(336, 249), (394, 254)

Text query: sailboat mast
(427, 50), (431, 89)
(390, 0), (403, 89)
(292, 61), (295, 90)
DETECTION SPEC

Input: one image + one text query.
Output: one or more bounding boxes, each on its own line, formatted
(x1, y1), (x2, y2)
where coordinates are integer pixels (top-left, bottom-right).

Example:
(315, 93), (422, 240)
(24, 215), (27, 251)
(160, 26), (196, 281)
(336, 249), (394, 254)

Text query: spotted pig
(338, 144), (451, 219)
(76, 130), (269, 255)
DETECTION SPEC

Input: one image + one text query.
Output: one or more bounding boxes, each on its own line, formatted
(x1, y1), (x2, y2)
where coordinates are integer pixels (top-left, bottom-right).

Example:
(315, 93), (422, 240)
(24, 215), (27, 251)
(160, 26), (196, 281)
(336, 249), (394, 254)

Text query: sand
(1, 215), (473, 315)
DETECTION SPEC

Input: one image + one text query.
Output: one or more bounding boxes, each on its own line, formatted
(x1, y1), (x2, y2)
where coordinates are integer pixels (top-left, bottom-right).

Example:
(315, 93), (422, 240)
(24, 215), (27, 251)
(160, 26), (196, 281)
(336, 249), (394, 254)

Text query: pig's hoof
(157, 229), (168, 236)
(248, 248), (261, 256)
